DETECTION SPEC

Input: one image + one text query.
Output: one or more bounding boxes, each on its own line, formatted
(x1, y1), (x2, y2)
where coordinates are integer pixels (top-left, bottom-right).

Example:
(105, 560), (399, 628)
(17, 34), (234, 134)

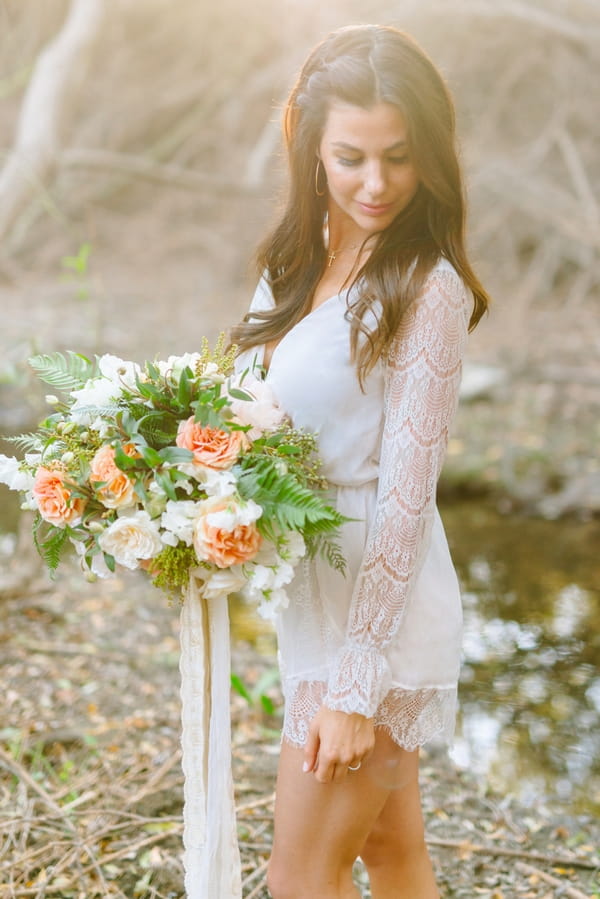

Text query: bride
(231, 23), (490, 899)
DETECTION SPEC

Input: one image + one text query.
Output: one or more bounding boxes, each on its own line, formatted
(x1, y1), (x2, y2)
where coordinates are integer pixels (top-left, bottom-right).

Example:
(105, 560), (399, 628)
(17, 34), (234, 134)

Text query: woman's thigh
(270, 728), (420, 885)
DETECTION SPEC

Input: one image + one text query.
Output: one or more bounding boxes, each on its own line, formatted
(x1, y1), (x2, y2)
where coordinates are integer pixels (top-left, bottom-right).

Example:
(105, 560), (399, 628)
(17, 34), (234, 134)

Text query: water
(442, 502), (600, 816)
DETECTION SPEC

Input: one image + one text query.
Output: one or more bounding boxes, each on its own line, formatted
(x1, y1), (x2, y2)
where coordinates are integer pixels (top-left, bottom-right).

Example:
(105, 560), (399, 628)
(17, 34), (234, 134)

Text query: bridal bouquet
(0, 338), (345, 618)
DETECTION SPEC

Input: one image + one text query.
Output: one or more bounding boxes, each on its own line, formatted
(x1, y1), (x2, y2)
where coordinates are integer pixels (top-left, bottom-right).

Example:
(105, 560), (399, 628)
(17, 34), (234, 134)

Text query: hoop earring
(315, 158), (326, 197)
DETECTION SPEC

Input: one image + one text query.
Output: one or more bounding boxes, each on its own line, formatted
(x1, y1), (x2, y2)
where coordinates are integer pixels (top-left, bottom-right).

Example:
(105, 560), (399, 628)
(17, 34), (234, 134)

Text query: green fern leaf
(33, 516), (69, 574)
(237, 456), (346, 535)
(29, 351), (95, 392)
(4, 432), (44, 453)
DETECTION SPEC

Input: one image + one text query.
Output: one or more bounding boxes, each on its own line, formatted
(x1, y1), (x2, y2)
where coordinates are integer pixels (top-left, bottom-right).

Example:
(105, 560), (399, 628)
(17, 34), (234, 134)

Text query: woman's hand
(303, 706), (375, 784)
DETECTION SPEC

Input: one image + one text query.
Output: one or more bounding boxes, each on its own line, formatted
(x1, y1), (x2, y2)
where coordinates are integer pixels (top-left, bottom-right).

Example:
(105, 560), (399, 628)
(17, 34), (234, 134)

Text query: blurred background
(0, 0), (598, 837)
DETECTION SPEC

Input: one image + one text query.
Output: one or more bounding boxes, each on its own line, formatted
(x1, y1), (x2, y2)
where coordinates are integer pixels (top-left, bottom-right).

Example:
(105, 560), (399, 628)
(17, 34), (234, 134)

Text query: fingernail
(302, 762), (309, 773)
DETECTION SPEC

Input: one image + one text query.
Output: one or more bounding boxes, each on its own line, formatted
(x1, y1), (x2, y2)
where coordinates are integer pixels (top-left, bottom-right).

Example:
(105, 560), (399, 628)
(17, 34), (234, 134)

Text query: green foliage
(61, 243), (92, 301)
(236, 455), (343, 534)
(62, 242), (91, 276)
(231, 667), (281, 718)
(236, 454), (348, 573)
(128, 410), (178, 449)
(252, 426), (328, 491)
(196, 332), (238, 376)
(151, 545), (200, 598)
(29, 351), (95, 393)
(4, 432), (44, 453)
(32, 515), (70, 573)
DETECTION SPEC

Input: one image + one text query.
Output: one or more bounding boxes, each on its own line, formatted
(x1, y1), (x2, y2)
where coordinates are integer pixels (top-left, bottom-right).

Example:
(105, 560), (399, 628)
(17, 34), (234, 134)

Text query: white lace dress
(235, 257), (472, 750)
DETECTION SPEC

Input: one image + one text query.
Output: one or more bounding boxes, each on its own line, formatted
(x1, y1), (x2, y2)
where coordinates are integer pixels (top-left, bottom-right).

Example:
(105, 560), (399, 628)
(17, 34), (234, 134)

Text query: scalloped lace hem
(282, 679), (457, 751)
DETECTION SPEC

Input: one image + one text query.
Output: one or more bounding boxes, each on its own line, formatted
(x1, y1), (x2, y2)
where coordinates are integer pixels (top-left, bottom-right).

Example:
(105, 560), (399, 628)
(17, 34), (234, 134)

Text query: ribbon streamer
(179, 576), (242, 898)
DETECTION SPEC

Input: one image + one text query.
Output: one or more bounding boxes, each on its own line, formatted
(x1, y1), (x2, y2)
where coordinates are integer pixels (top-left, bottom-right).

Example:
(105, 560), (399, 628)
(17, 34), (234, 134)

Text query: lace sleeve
(325, 266), (472, 718)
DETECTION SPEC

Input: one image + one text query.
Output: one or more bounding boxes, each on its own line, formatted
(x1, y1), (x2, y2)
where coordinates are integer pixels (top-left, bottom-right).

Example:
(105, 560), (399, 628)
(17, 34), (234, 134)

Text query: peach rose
(32, 466), (86, 527)
(176, 418), (246, 469)
(193, 496), (262, 568)
(90, 444), (138, 509)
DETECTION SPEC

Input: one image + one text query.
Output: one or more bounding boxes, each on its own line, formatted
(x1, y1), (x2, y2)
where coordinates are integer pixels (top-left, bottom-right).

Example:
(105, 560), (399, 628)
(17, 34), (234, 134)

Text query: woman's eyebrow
(331, 139), (408, 152)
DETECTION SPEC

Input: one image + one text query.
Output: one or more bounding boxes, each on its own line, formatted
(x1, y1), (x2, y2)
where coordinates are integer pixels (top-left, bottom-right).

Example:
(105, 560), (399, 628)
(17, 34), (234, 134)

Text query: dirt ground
(0, 547), (598, 898)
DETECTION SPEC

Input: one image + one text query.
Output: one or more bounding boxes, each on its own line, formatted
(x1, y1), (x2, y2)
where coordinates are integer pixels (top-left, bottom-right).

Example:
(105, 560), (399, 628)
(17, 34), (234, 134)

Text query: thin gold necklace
(326, 244), (361, 267)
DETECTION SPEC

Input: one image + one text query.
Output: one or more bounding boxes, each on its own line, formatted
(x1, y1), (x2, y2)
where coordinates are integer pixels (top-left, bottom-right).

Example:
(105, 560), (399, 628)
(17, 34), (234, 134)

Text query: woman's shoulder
(419, 256), (472, 314)
(426, 256), (467, 291)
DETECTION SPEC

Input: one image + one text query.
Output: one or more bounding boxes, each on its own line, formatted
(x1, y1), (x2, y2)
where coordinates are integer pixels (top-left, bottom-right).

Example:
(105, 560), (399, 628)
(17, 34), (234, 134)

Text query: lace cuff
(324, 643), (392, 718)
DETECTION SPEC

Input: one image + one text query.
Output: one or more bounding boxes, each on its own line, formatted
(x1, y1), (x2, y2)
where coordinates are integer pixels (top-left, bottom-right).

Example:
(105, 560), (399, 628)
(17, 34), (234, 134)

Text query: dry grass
(0, 564), (598, 898)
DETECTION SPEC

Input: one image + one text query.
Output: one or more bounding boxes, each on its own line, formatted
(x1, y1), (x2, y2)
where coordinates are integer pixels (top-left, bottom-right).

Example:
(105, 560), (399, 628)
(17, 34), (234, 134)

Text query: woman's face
(318, 101), (419, 241)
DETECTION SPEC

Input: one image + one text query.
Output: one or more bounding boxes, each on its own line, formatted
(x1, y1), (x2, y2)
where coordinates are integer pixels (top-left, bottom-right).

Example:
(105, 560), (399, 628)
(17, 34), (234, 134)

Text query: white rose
(228, 374), (287, 439)
(0, 454), (34, 492)
(98, 510), (162, 570)
(204, 496), (262, 530)
(160, 499), (200, 547)
(201, 566), (247, 600)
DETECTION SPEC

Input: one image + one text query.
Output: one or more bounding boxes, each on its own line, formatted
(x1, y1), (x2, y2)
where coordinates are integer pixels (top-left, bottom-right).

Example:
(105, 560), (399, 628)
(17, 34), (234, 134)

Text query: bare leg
(360, 733), (439, 898)
(267, 729), (436, 899)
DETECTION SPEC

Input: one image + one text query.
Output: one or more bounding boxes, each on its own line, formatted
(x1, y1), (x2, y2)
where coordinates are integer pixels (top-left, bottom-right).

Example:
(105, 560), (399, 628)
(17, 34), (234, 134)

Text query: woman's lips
(356, 201), (395, 216)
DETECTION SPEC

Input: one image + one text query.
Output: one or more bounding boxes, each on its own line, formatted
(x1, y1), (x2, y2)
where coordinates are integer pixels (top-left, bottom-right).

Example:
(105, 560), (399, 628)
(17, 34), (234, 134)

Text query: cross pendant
(327, 251), (337, 267)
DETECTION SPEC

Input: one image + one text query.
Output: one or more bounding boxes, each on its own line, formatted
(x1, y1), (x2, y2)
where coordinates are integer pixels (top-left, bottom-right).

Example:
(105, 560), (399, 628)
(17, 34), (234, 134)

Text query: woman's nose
(364, 162), (386, 197)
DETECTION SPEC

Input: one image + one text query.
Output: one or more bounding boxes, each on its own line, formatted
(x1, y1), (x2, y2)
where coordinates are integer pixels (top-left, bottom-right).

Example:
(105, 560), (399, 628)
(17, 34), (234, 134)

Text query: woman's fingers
(304, 707), (375, 783)
(302, 718), (320, 774)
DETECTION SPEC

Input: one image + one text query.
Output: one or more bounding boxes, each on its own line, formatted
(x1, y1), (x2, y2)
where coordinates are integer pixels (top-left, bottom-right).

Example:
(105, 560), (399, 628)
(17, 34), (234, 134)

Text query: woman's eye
(389, 155), (409, 165)
(338, 157), (361, 167)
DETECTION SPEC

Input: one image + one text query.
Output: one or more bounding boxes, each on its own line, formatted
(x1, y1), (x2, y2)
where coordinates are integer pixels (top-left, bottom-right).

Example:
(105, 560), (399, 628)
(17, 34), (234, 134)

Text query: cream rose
(228, 374), (287, 439)
(98, 510), (162, 569)
(201, 566), (248, 600)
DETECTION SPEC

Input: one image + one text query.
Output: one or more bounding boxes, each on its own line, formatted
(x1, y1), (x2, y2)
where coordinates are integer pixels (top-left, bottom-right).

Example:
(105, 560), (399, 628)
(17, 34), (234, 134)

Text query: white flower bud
(45, 394), (60, 406)
(61, 451), (75, 465)
(88, 521), (105, 535)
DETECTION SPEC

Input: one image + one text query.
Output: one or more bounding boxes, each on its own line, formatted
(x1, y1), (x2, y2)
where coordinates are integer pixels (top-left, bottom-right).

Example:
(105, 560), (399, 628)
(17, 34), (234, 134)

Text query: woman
(232, 24), (489, 899)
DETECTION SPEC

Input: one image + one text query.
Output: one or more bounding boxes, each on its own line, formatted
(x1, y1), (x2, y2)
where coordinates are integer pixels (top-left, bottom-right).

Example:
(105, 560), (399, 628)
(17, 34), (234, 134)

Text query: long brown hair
(231, 25), (489, 382)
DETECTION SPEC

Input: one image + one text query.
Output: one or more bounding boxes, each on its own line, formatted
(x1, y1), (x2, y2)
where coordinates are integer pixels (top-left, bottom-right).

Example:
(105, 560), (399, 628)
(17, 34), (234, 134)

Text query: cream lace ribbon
(179, 576), (242, 898)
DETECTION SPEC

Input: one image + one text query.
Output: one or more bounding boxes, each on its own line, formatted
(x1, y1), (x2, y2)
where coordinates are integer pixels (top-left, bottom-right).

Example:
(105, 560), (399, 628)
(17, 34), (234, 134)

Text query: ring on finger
(348, 762), (362, 771)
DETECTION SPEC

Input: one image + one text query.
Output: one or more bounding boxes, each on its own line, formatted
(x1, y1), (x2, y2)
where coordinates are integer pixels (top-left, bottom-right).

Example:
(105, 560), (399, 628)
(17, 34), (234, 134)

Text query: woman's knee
(267, 856), (306, 899)
(266, 853), (357, 899)
(360, 819), (428, 871)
